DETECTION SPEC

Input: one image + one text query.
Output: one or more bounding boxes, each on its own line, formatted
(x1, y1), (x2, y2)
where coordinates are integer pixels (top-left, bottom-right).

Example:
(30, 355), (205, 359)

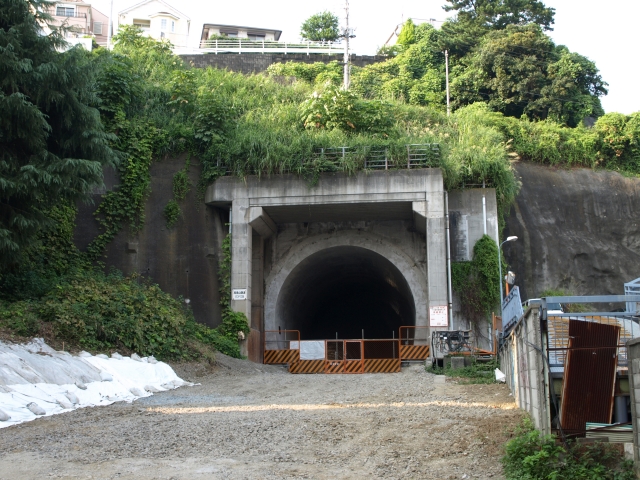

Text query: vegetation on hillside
(1, 0), (639, 354)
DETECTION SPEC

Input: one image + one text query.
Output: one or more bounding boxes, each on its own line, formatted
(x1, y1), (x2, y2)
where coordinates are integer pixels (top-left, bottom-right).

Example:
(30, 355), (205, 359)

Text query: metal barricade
(363, 339), (401, 373)
(399, 326), (430, 360)
(263, 330), (300, 365)
(344, 340), (364, 373)
(324, 340), (344, 373)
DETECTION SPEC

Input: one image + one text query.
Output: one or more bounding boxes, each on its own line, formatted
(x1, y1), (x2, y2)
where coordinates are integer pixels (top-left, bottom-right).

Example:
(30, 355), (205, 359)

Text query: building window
(161, 19), (167, 31)
(248, 33), (266, 41)
(93, 22), (103, 35)
(56, 6), (75, 17)
(171, 21), (175, 32)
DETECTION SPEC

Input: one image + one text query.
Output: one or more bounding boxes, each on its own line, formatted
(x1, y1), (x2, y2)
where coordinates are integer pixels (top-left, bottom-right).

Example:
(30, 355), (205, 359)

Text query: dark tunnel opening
(276, 246), (415, 340)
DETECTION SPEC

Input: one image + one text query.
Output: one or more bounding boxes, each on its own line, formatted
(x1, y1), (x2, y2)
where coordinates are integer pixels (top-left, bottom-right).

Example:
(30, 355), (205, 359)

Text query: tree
(0, 0), (116, 266)
(451, 25), (606, 124)
(443, 0), (555, 31)
(396, 19), (416, 48)
(300, 11), (340, 43)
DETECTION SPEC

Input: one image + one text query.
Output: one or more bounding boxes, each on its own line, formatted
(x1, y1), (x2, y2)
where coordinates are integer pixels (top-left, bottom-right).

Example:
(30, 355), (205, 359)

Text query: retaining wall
(179, 53), (387, 74)
(500, 306), (552, 435)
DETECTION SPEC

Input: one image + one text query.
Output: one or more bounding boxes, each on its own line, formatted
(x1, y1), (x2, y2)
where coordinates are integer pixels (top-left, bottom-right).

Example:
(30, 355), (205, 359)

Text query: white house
(118, 0), (190, 48)
(200, 24), (282, 43)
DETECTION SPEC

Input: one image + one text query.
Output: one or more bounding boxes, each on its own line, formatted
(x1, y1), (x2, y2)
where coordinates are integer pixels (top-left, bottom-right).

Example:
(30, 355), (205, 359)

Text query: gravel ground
(0, 355), (522, 479)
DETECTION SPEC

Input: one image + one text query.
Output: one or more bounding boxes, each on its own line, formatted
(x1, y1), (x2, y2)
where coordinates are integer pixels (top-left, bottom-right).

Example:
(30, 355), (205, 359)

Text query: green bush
(0, 300), (40, 336)
(502, 418), (634, 480)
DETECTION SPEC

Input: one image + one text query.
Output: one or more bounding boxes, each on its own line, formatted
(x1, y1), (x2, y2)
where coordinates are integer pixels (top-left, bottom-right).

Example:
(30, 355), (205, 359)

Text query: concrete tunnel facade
(205, 169), (499, 362)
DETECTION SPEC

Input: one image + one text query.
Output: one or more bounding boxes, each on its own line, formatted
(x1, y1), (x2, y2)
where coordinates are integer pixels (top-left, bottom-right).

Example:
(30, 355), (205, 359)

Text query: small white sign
(430, 305), (448, 327)
(232, 288), (247, 300)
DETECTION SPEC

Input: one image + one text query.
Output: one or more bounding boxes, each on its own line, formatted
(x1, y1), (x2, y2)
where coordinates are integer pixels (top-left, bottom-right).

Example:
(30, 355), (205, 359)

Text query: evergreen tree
(0, 0), (116, 266)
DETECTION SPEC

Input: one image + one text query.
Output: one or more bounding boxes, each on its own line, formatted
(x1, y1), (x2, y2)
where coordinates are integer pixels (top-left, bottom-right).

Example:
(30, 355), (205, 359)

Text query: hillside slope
(504, 162), (640, 301)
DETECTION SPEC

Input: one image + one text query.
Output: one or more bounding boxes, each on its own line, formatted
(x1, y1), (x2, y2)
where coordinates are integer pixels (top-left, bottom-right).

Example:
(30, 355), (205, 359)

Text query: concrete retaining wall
(180, 53), (386, 74)
(500, 307), (551, 435)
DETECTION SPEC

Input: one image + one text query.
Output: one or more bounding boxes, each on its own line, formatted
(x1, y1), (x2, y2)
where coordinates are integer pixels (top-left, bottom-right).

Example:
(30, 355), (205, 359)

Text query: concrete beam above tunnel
(248, 207), (276, 238)
(412, 201), (427, 234)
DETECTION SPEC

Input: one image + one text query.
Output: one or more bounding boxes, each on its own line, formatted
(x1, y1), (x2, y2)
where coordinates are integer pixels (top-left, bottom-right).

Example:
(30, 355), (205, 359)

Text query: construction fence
(500, 295), (640, 439)
(264, 327), (430, 374)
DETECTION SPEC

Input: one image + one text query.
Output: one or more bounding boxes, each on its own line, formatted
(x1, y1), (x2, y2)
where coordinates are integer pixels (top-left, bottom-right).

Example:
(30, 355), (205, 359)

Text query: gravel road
(0, 355), (522, 479)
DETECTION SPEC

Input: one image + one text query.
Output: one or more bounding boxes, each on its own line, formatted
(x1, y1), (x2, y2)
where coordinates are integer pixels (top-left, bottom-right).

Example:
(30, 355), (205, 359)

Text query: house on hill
(118, 0), (190, 48)
(43, 0), (108, 49)
(200, 24), (282, 42)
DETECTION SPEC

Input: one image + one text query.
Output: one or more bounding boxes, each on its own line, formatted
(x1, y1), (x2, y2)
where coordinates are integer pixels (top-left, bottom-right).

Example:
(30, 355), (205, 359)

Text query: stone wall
(179, 53), (386, 75)
(504, 162), (640, 301)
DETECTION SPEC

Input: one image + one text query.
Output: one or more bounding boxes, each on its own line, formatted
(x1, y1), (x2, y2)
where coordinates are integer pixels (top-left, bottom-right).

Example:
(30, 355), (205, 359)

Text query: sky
(91, 0), (640, 114)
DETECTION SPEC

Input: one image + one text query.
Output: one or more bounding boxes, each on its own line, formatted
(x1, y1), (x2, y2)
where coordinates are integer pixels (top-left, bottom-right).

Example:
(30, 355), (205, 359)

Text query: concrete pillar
(231, 198), (252, 356)
(250, 233), (264, 362)
(425, 190), (448, 325)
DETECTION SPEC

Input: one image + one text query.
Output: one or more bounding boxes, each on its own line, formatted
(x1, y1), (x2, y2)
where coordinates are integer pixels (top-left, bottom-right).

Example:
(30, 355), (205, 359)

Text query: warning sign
(429, 305), (448, 327)
(232, 289), (247, 300)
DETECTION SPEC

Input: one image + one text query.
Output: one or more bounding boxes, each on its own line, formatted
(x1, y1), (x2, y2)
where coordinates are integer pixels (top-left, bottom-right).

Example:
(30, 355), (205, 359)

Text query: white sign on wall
(429, 305), (448, 327)
(232, 289), (247, 300)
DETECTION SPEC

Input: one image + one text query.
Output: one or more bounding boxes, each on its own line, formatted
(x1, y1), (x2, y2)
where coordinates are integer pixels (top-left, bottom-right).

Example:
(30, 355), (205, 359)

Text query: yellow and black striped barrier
(364, 358), (401, 373)
(289, 359), (324, 374)
(400, 344), (430, 360)
(264, 349), (299, 365)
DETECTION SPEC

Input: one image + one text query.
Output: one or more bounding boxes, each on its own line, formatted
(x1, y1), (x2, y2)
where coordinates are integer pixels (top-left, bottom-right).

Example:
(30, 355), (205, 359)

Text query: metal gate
(344, 340), (364, 374)
(264, 327), (425, 374)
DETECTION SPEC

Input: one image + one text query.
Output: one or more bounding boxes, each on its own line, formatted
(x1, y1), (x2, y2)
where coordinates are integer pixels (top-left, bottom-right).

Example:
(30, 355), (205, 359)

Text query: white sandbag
(144, 385), (161, 393)
(141, 357), (149, 363)
(27, 402), (46, 416)
(78, 351), (92, 357)
(100, 371), (113, 382)
(96, 354), (109, 360)
(129, 388), (144, 397)
(111, 352), (123, 360)
(131, 353), (142, 362)
(0, 409), (10, 421)
(57, 400), (73, 410)
(495, 368), (506, 383)
(148, 356), (158, 364)
(65, 391), (79, 404)
(75, 380), (87, 390)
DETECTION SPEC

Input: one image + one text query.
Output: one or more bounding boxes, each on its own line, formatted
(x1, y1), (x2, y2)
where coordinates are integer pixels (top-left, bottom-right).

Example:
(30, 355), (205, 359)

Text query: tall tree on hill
(0, 0), (116, 267)
(300, 11), (340, 43)
(439, 0), (556, 58)
(451, 25), (607, 125)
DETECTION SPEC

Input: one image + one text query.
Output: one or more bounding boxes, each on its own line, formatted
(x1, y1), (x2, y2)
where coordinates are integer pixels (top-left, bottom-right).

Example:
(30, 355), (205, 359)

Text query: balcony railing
(55, 11), (87, 18)
(197, 39), (343, 55)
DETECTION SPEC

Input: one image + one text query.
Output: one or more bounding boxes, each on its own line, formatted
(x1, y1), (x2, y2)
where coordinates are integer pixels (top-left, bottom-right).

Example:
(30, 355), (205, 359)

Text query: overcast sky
(92, 0), (640, 114)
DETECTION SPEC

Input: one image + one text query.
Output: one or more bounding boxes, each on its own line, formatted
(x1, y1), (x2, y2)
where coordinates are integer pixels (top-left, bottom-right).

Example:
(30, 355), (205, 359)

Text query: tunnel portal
(276, 246), (416, 340)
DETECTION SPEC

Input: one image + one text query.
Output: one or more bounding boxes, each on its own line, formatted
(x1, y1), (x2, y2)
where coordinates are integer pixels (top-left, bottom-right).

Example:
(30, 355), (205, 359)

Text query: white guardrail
(194, 40), (344, 55)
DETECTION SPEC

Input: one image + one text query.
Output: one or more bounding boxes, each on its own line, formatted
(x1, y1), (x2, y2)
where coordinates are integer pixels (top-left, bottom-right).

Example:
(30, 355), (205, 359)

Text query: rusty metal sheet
(560, 320), (619, 434)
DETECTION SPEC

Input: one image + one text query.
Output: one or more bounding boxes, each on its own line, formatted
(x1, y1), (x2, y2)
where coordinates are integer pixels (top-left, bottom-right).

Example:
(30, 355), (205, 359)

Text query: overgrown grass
(427, 356), (499, 384)
(502, 418), (634, 480)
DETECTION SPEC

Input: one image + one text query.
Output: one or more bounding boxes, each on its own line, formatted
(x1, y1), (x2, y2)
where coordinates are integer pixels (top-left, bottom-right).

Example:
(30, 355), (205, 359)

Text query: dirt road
(0, 356), (522, 479)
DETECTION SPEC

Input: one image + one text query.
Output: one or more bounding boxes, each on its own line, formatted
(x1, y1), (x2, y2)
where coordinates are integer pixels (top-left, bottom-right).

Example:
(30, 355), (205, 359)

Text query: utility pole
(106, 0), (114, 49)
(445, 49), (450, 116)
(342, 0), (355, 89)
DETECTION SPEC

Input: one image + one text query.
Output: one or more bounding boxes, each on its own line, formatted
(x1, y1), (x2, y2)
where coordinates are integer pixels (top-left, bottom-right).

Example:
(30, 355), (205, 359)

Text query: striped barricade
(264, 330), (300, 365)
(399, 326), (430, 361)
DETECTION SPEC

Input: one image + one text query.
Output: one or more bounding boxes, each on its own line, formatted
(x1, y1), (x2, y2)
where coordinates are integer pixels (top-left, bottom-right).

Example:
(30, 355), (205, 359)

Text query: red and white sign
(429, 305), (448, 327)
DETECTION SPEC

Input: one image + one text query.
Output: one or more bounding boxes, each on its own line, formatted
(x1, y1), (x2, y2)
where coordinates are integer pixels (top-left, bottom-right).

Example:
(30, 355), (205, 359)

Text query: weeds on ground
(502, 418), (635, 480)
(426, 356), (498, 384)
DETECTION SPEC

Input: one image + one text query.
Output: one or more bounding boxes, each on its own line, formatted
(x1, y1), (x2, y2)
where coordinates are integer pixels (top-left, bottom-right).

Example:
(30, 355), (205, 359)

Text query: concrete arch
(264, 231), (428, 336)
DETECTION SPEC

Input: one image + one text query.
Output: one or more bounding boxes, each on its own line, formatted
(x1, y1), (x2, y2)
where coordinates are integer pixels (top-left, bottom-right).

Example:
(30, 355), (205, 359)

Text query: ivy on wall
(217, 232), (250, 343)
(451, 235), (501, 334)
(86, 117), (160, 259)
(163, 156), (192, 229)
